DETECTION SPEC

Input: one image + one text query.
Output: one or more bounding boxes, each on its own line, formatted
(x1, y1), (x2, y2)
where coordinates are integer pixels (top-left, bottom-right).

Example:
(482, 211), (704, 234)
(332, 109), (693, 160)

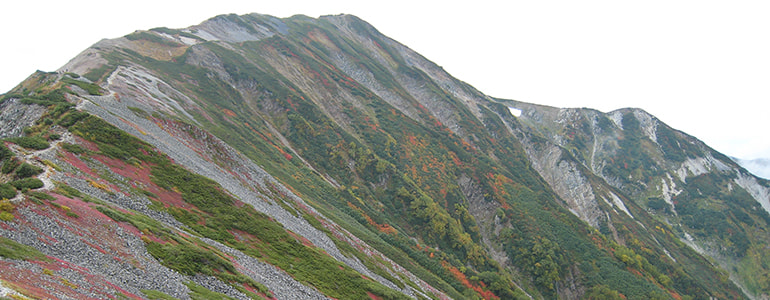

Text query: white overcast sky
(2, 1), (769, 161)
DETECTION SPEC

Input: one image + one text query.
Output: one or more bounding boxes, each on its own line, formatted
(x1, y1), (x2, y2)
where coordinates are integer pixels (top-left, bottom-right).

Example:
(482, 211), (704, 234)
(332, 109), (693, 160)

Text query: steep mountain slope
(0, 12), (766, 299)
(503, 100), (770, 298)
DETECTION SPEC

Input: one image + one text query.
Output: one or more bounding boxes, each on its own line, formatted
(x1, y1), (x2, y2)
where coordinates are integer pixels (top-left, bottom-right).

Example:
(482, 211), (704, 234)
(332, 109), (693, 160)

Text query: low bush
(27, 191), (55, 201)
(61, 78), (103, 95)
(15, 163), (43, 179)
(0, 143), (11, 161)
(57, 111), (89, 128)
(10, 178), (44, 190)
(5, 136), (50, 150)
(60, 142), (89, 154)
(1, 158), (20, 174)
(0, 184), (16, 199)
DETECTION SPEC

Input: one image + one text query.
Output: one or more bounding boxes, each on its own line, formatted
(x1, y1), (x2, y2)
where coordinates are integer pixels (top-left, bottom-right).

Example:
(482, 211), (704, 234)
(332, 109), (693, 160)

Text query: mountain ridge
(1, 12), (768, 299)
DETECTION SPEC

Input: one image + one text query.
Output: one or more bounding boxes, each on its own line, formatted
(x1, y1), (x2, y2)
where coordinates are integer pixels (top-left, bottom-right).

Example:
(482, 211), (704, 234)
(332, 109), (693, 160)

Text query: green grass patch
(126, 31), (183, 47)
(141, 289), (179, 300)
(4, 136), (49, 150)
(27, 191), (55, 201)
(0, 236), (49, 261)
(184, 281), (237, 300)
(83, 63), (116, 83)
(61, 78), (103, 95)
(54, 183), (82, 198)
(60, 142), (90, 155)
(145, 238), (235, 276)
(95, 206), (167, 236)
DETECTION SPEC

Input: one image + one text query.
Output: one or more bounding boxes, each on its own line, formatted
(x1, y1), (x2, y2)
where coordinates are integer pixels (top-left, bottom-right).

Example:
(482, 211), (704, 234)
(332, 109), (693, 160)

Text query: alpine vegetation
(0, 12), (768, 299)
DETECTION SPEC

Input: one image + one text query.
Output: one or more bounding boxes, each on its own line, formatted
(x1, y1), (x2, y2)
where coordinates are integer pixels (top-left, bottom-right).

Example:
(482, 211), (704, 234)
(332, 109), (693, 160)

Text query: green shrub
(0, 211), (13, 221)
(54, 184), (81, 198)
(0, 236), (48, 261)
(60, 142), (89, 154)
(10, 178), (44, 190)
(0, 184), (16, 199)
(1, 158), (20, 174)
(1, 93), (24, 103)
(0, 143), (12, 161)
(5, 136), (49, 150)
(41, 89), (68, 102)
(57, 111), (90, 128)
(61, 78), (103, 95)
(15, 163), (43, 179)
(145, 240), (236, 276)
(47, 103), (76, 119)
(27, 191), (55, 201)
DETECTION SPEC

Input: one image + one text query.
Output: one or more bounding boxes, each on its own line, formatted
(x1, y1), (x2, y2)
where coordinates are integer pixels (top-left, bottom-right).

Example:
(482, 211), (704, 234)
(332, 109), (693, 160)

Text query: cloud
(733, 157), (770, 180)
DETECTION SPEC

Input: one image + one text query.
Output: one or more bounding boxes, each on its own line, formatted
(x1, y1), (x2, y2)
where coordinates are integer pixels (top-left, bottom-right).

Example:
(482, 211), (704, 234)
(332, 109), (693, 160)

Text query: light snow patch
(508, 107), (522, 117)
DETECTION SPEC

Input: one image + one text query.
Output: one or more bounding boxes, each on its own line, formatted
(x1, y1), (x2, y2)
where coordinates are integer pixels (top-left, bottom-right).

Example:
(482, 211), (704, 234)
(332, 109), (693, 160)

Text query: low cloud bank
(734, 157), (770, 180)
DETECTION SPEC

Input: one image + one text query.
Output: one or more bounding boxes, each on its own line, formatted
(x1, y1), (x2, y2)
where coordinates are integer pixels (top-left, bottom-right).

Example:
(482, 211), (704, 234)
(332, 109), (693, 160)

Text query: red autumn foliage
(347, 202), (398, 235)
(442, 261), (499, 300)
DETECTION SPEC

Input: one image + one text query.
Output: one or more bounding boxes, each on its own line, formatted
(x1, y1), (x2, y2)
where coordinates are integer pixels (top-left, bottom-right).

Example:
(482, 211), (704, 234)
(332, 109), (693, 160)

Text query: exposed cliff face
(0, 12), (767, 300)
(507, 99), (770, 299)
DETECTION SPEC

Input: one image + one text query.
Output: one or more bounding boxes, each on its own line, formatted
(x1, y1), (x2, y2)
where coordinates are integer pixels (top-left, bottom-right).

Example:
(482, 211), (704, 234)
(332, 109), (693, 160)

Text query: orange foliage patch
(272, 144), (293, 160)
(222, 108), (237, 117)
(286, 98), (297, 111)
(486, 173), (514, 209)
(347, 202), (397, 235)
(442, 261), (499, 299)
(669, 291), (682, 300)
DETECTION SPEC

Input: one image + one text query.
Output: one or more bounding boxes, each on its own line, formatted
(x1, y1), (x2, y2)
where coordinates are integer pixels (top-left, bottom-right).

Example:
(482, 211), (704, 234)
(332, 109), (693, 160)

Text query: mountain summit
(1, 13), (769, 299)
